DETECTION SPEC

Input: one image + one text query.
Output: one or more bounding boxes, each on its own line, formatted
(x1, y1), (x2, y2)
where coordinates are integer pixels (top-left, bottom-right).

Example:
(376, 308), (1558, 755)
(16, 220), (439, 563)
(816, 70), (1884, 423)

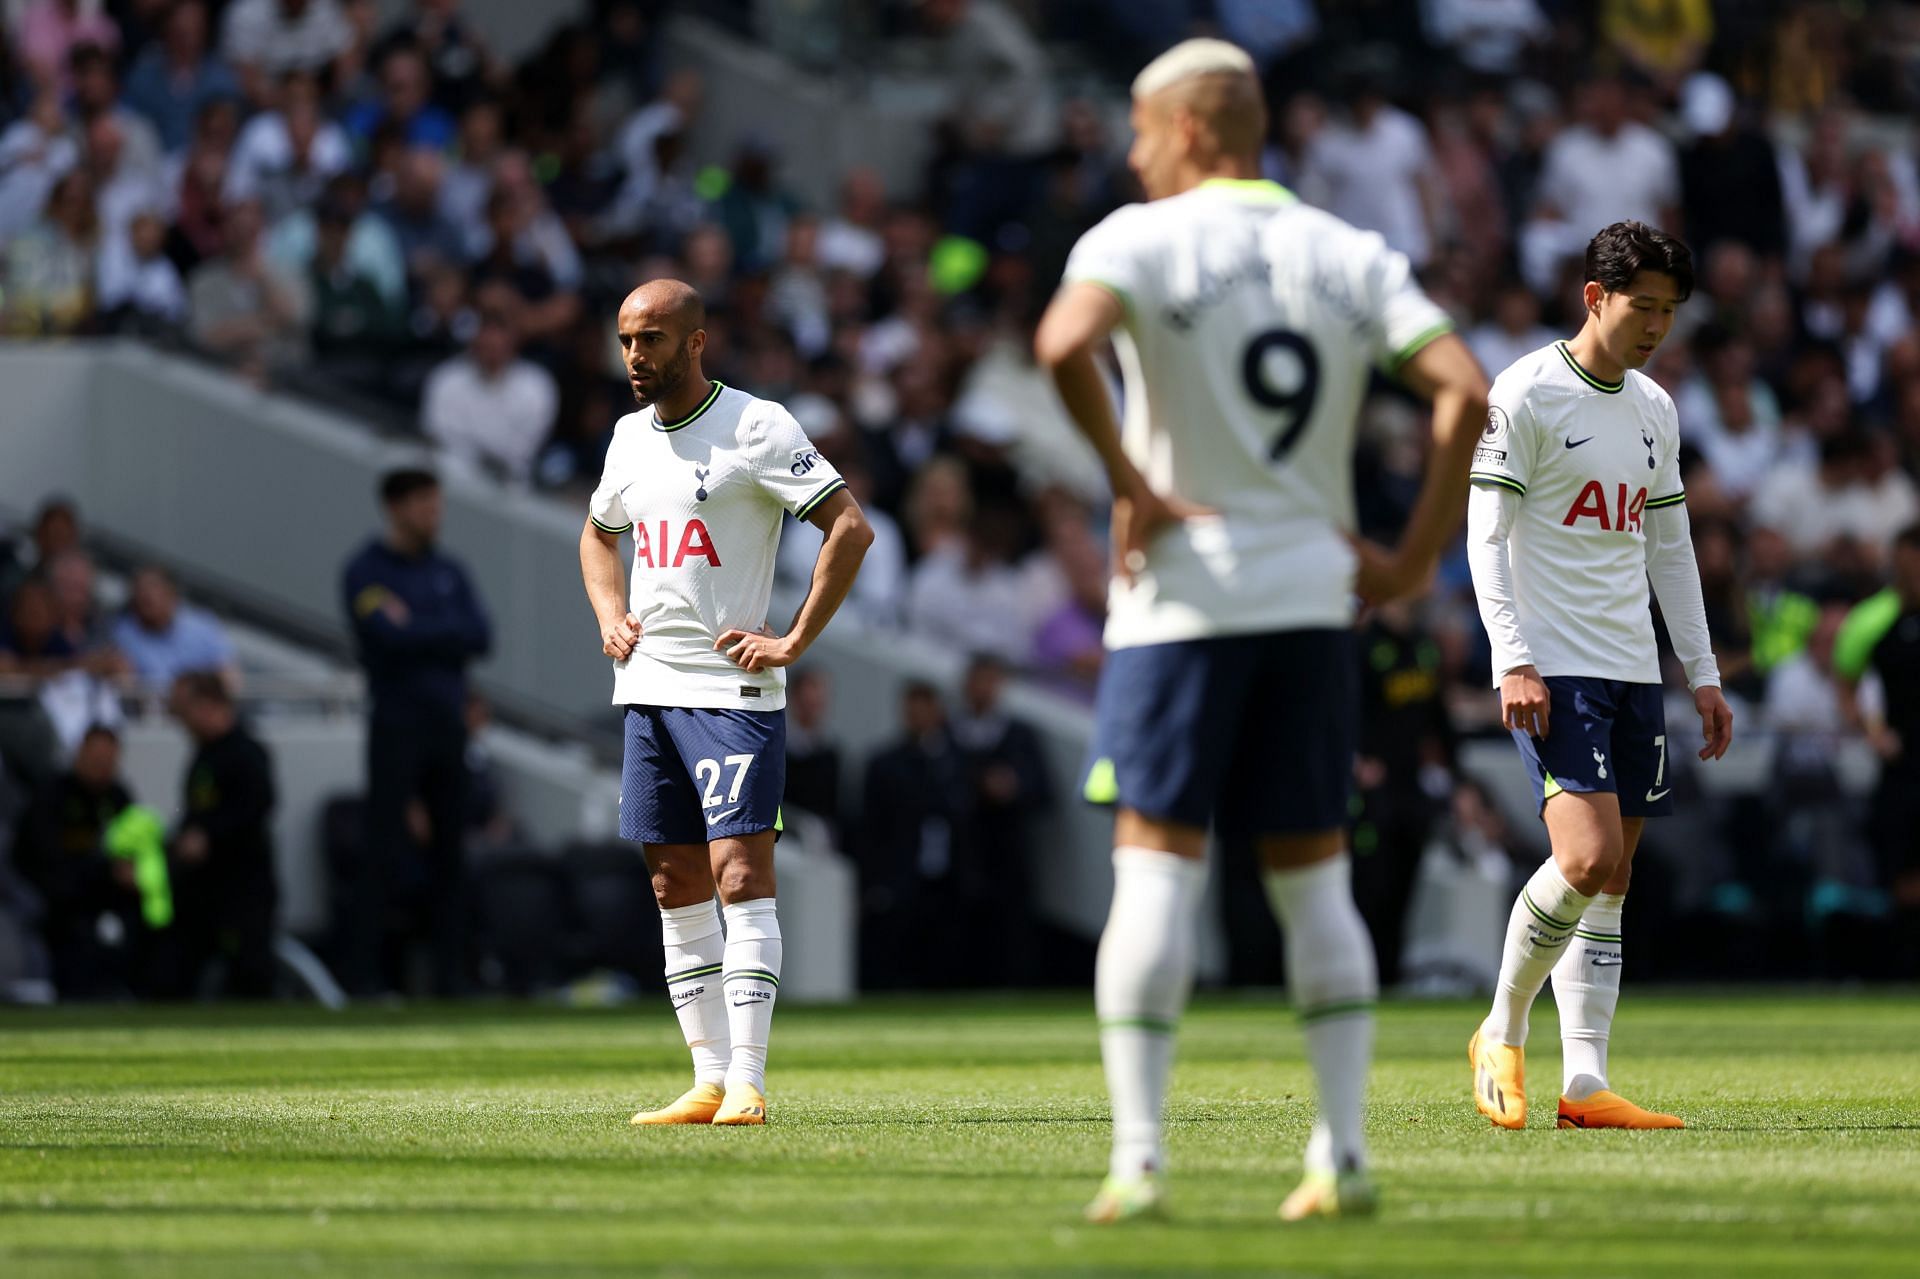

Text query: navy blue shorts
(1084, 629), (1356, 838)
(619, 705), (786, 845)
(1511, 677), (1673, 818)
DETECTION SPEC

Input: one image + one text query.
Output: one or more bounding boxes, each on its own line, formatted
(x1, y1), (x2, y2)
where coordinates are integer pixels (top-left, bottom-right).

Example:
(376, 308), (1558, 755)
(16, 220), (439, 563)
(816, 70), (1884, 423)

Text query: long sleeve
(343, 553), (486, 664)
(450, 563), (493, 661)
(1465, 482), (1534, 676)
(185, 739), (275, 854)
(1644, 502), (1721, 691)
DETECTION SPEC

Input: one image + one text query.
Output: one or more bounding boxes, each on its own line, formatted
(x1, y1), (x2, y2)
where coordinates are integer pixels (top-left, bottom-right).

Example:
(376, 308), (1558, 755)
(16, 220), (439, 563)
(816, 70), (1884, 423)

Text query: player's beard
(630, 337), (693, 408)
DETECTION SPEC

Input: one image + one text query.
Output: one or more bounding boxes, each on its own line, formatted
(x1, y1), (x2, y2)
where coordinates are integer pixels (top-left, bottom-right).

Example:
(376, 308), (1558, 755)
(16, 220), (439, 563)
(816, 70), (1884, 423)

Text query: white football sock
(1485, 860), (1595, 1047)
(1095, 846), (1207, 1181)
(721, 898), (782, 1093)
(660, 899), (730, 1086)
(1551, 892), (1624, 1100)
(1263, 854), (1378, 1174)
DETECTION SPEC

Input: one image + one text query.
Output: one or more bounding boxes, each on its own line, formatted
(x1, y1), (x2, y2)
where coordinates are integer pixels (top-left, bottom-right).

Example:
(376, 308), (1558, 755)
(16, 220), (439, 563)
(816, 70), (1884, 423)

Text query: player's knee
(650, 867), (704, 909)
(1559, 844), (1622, 895)
(711, 852), (771, 903)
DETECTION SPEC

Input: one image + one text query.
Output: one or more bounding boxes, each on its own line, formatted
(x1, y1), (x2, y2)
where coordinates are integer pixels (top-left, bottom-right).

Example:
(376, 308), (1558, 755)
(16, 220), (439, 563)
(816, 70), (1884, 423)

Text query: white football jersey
(1061, 179), (1453, 648)
(1469, 342), (1686, 684)
(588, 381), (845, 709)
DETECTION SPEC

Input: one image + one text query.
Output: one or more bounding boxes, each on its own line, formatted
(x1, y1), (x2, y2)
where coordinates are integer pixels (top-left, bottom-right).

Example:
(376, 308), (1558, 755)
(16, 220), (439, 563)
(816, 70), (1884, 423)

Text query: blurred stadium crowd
(5, 0), (1920, 996)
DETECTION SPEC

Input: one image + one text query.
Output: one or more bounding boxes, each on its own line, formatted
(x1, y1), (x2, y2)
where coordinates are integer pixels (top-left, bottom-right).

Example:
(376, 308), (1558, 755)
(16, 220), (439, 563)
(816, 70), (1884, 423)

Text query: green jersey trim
(1645, 492), (1687, 510)
(1555, 342), (1624, 393)
(1386, 321), (1454, 375)
(1471, 472), (1527, 497)
(1197, 177), (1299, 203)
(1072, 276), (1135, 324)
(590, 515), (633, 534)
(793, 478), (848, 522)
(653, 380), (727, 432)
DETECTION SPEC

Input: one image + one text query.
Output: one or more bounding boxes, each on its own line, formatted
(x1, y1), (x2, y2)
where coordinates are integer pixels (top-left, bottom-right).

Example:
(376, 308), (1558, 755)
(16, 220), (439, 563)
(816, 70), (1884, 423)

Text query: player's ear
(687, 326), (707, 361)
(1582, 281), (1605, 314)
(1164, 102), (1193, 158)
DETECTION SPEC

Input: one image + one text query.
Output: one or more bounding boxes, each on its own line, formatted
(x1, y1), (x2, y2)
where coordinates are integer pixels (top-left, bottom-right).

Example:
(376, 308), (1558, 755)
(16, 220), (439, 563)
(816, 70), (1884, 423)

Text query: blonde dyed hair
(1131, 39), (1267, 158)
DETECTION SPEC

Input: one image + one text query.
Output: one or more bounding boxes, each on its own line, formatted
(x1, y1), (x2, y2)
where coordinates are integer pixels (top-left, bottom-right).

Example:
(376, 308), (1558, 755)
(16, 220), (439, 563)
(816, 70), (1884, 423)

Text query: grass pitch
(1, 993), (1916, 1277)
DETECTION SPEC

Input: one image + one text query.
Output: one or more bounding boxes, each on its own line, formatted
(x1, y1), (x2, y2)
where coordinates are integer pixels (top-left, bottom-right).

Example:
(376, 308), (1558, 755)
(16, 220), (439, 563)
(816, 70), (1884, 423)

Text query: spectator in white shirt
(1676, 326), (1783, 500)
(439, 97), (505, 247)
(605, 69), (701, 238)
(79, 114), (164, 269)
(70, 43), (163, 183)
(223, 69), (352, 221)
(1300, 65), (1440, 269)
(905, 512), (1034, 664)
(817, 167), (888, 280)
(221, 0), (353, 108)
(0, 92), (79, 240)
(1466, 279), (1558, 382)
(1858, 433), (1920, 556)
(1751, 433), (1878, 561)
(1421, 0), (1549, 76)
(420, 285), (558, 484)
(1535, 75), (1680, 229)
(1522, 75), (1679, 291)
(96, 208), (186, 327)
(779, 464), (907, 628)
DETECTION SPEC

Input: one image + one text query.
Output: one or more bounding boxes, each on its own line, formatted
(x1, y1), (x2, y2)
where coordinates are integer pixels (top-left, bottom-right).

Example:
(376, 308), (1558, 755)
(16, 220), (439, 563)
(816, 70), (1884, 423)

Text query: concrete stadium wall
(0, 342), (1126, 968)
(111, 713), (853, 999)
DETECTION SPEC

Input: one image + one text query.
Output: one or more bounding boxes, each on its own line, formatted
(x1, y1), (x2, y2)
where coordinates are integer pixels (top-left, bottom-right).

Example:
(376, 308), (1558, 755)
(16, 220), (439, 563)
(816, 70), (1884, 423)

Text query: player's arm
(1034, 282), (1207, 580)
(719, 489), (873, 673)
(1464, 482), (1551, 738)
(1644, 502), (1732, 760)
(579, 520), (639, 661)
(1356, 332), (1489, 603)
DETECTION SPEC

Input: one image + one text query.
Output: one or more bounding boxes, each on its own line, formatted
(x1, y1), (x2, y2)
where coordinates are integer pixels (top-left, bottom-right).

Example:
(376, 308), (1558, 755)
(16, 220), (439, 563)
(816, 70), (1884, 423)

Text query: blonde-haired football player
(1036, 39), (1489, 1222)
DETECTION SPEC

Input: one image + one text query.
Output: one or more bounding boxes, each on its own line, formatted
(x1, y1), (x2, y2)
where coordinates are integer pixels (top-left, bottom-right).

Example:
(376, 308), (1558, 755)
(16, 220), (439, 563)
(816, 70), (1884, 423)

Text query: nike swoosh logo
(1645, 788), (1671, 802)
(706, 807), (741, 825)
(1590, 958), (1624, 967)
(1565, 436), (1594, 449)
(731, 997), (768, 1007)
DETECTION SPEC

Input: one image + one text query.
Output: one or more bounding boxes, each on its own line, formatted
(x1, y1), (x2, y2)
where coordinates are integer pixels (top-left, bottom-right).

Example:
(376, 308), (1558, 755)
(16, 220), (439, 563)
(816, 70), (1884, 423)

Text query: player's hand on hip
(717, 625), (797, 673)
(1113, 485), (1212, 583)
(601, 612), (641, 660)
(1349, 538), (1434, 606)
(1499, 665), (1551, 738)
(1695, 685), (1734, 760)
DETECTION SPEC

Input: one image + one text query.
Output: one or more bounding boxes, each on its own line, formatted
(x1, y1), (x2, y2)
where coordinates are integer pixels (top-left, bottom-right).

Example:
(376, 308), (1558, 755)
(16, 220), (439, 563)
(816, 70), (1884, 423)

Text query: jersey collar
(1197, 177), (1298, 203)
(1555, 342), (1624, 394)
(653, 379), (726, 432)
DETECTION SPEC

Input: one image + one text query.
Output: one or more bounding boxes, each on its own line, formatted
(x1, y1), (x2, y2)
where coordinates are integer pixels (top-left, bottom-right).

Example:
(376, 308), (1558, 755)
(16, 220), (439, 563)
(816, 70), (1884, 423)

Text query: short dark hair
(379, 467), (439, 505)
(68, 42), (112, 76)
(173, 670), (231, 706)
(1895, 524), (1920, 555)
(966, 652), (1007, 678)
(80, 723), (120, 747)
(35, 495), (77, 528)
(1584, 221), (1694, 301)
(1818, 431), (1868, 468)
